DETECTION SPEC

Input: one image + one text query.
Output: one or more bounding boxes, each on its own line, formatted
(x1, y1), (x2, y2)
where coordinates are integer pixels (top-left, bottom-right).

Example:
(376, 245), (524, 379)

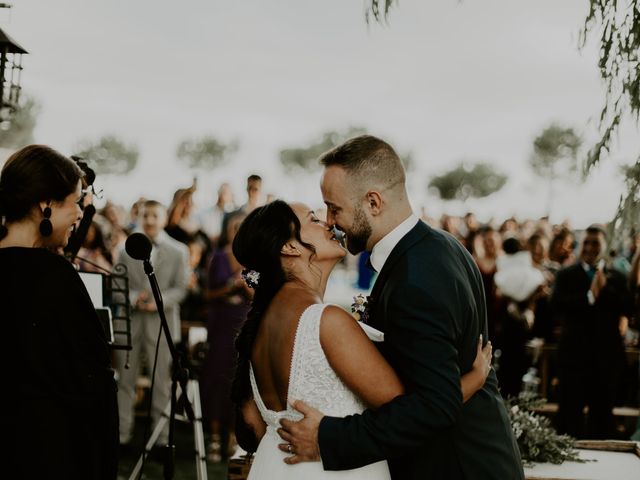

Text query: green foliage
(506, 394), (586, 466)
(428, 162), (507, 202)
(581, 0), (640, 172)
(366, 0), (396, 24)
(0, 96), (40, 149)
(75, 135), (139, 175)
(280, 127), (414, 174)
(529, 124), (582, 182)
(609, 159), (640, 249)
(176, 135), (238, 171)
(279, 127), (366, 173)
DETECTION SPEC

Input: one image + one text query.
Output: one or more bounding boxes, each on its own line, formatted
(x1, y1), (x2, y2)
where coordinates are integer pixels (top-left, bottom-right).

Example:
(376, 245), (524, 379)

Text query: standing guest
(462, 212), (480, 253)
(75, 221), (113, 273)
(474, 225), (504, 342)
(126, 197), (146, 231)
(552, 225), (633, 439)
(526, 233), (556, 342)
(114, 200), (189, 448)
(0, 145), (118, 478)
(97, 201), (128, 264)
(197, 182), (235, 246)
(180, 235), (209, 323)
(166, 186), (200, 245)
(493, 237), (545, 397)
(240, 174), (265, 214)
(200, 210), (252, 462)
(218, 175), (265, 250)
(629, 251), (640, 442)
(548, 228), (576, 273)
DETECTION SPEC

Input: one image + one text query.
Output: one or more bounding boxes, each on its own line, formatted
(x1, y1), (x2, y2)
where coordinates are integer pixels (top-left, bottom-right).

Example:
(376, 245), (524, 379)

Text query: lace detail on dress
(249, 303), (366, 431)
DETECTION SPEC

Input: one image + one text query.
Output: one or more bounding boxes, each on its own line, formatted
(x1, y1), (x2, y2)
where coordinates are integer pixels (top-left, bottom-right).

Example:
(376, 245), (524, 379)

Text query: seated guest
(551, 225), (633, 439)
(0, 145), (118, 478)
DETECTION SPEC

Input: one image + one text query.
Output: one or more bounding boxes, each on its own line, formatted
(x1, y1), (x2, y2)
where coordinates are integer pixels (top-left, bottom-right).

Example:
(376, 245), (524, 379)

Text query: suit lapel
(368, 221), (432, 330)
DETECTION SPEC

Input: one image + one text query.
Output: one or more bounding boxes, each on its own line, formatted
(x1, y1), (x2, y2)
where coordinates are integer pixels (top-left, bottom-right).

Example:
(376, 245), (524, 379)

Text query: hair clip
(241, 269), (260, 289)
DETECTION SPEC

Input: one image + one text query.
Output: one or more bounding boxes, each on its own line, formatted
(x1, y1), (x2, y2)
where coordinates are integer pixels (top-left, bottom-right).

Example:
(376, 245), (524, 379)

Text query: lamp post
(0, 26), (26, 124)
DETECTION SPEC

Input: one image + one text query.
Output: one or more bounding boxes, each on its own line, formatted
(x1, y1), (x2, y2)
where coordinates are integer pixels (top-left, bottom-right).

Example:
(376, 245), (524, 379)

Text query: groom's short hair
(319, 135), (406, 192)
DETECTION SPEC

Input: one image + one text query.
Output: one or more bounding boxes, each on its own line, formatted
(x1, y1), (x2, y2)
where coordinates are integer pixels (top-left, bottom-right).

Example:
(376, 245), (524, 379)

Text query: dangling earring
(39, 204), (53, 237)
(0, 215), (7, 238)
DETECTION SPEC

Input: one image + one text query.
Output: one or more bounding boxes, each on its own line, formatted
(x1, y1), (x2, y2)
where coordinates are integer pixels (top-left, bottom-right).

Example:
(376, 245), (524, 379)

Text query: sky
(3, 0), (639, 227)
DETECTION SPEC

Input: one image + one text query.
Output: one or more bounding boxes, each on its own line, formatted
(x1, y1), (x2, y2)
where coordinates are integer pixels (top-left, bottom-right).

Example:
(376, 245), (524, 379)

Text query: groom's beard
(345, 206), (372, 255)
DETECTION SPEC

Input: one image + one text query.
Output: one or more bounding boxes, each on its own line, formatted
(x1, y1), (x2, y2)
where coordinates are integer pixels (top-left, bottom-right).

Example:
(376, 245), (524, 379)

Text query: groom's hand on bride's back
(277, 400), (324, 464)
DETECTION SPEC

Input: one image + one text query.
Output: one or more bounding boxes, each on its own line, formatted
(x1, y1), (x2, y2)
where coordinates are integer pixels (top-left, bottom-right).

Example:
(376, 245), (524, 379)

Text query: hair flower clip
(351, 293), (371, 323)
(241, 269), (260, 289)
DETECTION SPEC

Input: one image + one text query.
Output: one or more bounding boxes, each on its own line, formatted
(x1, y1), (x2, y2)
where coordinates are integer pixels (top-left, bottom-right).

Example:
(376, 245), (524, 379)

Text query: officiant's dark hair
(231, 200), (315, 407)
(319, 134), (405, 190)
(0, 145), (83, 240)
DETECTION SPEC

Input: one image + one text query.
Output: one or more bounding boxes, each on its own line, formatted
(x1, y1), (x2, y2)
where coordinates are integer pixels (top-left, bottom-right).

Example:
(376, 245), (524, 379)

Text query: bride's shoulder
(318, 304), (363, 338)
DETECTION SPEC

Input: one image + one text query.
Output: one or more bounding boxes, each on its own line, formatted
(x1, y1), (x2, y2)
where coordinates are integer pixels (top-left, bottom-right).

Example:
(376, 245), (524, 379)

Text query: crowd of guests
(420, 212), (640, 440)
(76, 175), (640, 453)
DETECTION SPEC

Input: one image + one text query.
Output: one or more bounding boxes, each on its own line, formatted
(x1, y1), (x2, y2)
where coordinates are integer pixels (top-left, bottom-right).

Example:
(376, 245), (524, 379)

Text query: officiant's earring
(39, 204), (53, 237)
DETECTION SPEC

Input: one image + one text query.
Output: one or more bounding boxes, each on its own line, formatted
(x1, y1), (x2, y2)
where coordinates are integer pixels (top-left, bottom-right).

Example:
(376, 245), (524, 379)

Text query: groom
(278, 135), (523, 479)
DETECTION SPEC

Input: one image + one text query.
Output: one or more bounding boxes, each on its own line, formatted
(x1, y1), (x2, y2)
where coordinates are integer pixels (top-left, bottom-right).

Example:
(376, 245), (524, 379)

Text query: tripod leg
(128, 401), (171, 480)
(187, 380), (208, 480)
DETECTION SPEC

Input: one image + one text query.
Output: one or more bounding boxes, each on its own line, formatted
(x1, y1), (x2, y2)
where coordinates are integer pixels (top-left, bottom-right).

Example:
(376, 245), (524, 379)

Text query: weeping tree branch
(581, 0), (640, 173)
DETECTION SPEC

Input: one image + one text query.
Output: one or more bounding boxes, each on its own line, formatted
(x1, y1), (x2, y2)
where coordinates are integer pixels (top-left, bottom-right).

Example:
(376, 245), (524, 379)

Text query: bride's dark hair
(231, 200), (314, 411)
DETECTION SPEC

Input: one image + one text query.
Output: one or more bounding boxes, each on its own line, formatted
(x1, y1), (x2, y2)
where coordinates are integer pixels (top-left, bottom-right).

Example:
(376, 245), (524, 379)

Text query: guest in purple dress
(200, 210), (251, 462)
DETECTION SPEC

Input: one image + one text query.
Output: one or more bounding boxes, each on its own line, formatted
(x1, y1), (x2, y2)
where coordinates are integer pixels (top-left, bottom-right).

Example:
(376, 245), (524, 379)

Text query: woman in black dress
(0, 145), (118, 479)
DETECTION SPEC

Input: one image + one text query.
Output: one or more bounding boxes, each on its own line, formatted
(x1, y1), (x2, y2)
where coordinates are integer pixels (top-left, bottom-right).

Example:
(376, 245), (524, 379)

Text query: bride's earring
(39, 203), (53, 237)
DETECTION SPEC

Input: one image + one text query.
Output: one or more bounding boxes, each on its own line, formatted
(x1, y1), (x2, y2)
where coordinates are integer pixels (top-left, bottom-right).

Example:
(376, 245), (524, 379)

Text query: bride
(231, 200), (492, 479)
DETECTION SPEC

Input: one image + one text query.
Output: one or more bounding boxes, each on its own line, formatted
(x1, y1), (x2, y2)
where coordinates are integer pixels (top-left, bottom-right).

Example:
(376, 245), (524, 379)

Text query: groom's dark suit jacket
(319, 221), (523, 479)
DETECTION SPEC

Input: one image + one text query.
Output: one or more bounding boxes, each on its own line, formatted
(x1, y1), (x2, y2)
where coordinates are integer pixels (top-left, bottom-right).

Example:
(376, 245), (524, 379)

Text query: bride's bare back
(250, 286), (319, 412)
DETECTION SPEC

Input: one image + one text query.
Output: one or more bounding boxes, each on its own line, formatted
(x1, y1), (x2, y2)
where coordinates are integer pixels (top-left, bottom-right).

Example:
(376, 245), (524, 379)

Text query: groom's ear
(366, 190), (383, 216)
(281, 242), (302, 257)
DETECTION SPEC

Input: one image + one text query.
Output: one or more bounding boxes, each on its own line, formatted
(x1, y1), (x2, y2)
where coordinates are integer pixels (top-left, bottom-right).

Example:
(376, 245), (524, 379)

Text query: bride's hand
(472, 335), (493, 381)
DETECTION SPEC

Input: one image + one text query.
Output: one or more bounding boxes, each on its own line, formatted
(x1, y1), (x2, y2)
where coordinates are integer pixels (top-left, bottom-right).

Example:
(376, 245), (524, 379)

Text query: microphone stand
(140, 257), (194, 480)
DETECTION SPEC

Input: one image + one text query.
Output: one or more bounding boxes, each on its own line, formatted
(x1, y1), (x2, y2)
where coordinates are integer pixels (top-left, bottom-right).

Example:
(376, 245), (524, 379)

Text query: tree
(369, 1), (640, 230)
(176, 135), (238, 171)
(428, 162), (507, 202)
(366, 0), (395, 23)
(74, 135), (139, 175)
(529, 124), (582, 215)
(279, 127), (366, 173)
(581, 1), (640, 242)
(280, 126), (414, 174)
(609, 162), (640, 249)
(581, 1), (640, 173)
(0, 96), (40, 149)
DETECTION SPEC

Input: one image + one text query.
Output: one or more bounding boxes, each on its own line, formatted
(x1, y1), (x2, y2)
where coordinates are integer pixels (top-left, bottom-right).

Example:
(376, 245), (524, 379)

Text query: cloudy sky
(4, 0), (638, 226)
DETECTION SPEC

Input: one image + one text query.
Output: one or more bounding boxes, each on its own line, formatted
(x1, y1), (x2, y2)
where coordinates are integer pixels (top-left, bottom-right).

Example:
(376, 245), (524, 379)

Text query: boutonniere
(351, 294), (372, 323)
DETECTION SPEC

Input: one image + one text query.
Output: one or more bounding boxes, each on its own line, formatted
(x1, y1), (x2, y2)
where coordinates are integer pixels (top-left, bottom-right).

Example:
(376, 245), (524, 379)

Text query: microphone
(125, 232), (153, 261)
(64, 203), (97, 259)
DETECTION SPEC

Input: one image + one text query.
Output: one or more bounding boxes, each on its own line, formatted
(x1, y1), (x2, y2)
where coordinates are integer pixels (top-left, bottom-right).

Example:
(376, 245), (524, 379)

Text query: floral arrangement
(506, 393), (587, 466)
(351, 294), (371, 323)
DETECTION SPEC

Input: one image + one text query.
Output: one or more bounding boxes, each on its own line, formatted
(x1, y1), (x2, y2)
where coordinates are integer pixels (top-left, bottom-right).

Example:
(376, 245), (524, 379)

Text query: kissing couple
(230, 135), (524, 479)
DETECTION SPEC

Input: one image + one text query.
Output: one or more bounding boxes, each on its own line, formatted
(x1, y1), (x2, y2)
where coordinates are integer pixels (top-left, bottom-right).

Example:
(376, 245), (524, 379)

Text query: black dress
(0, 247), (118, 479)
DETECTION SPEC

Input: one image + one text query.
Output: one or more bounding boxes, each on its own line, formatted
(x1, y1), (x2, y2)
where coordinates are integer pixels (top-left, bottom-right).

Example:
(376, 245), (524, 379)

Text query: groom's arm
(318, 282), (463, 470)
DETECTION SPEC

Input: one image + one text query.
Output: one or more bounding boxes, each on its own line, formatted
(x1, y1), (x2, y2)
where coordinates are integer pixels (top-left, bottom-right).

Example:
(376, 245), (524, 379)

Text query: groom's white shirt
(369, 213), (419, 272)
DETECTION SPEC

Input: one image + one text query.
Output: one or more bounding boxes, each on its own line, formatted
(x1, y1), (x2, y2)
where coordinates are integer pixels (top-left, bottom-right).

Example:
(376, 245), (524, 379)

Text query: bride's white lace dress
(247, 303), (390, 479)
